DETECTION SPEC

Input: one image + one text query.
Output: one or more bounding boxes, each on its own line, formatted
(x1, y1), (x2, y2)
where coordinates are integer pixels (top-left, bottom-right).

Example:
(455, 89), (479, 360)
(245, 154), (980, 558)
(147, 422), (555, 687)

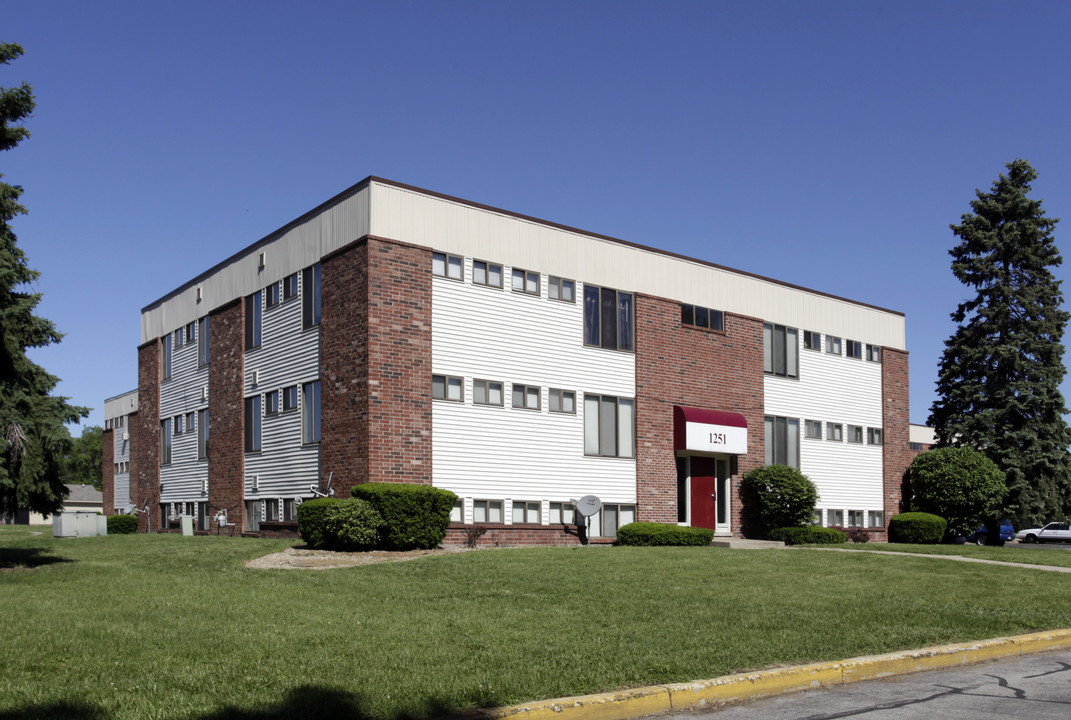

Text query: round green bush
(106, 514), (138, 534)
(323, 499), (384, 551)
(910, 447), (1006, 538)
(616, 522), (714, 546)
(888, 512), (947, 544)
(768, 526), (847, 545)
(351, 483), (457, 550)
(296, 498), (340, 549)
(741, 465), (818, 538)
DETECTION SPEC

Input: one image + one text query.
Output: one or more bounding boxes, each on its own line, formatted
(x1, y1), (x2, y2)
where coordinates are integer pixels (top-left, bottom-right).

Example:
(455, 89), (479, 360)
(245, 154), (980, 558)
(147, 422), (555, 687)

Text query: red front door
(690, 456), (717, 530)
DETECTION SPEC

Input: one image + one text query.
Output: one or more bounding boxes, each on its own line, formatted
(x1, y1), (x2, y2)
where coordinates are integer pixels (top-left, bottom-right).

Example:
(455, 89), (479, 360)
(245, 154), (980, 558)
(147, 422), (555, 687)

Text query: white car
(1016, 522), (1071, 543)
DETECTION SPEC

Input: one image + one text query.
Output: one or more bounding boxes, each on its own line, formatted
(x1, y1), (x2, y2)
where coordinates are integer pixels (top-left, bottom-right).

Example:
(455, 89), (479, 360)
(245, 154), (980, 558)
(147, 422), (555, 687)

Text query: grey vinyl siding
(160, 327), (209, 502)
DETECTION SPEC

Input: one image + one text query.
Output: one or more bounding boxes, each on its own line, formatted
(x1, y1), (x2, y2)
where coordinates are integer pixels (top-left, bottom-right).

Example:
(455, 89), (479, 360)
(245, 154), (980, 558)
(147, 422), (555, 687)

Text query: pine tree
(0, 43), (88, 518)
(929, 159), (1071, 528)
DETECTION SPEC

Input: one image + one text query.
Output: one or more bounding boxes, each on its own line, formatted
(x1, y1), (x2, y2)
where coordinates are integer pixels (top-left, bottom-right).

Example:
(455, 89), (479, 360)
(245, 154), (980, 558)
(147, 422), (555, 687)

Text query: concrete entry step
(711, 538), (785, 549)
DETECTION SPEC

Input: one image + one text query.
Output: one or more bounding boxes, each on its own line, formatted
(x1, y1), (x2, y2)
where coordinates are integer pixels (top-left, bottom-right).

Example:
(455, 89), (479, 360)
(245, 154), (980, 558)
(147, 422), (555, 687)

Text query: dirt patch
(245, 545), (472, 570)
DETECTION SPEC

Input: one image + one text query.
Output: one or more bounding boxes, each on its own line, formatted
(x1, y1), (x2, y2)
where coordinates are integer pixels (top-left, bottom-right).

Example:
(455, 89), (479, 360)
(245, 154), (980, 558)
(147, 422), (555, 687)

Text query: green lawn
(828, 541), (1071, 568)
(2, 527), (1071, 720)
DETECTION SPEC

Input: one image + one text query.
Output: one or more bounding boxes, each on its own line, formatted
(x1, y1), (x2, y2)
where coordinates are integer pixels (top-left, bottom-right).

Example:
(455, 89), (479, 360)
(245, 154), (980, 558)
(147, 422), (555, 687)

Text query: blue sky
(6, 0), (1071, 430)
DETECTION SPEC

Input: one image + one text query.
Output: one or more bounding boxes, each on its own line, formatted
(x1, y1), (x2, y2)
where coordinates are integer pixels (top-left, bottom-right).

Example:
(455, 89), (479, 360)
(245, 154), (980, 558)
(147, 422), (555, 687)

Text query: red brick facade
(101, 428), (115, 515)
(881, 347), (912, 539)
(634, 295), (766, 537)
(208, 300), (246, 531)
(132, 340), (160, 532)
(321, 236), (432, 495)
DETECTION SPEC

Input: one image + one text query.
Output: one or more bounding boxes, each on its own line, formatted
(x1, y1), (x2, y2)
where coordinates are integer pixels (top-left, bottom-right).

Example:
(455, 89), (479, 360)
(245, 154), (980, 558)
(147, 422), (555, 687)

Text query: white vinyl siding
(432, 266), (636, 511)
(764, 332), (884, 513)
(159, 326), (208, 503)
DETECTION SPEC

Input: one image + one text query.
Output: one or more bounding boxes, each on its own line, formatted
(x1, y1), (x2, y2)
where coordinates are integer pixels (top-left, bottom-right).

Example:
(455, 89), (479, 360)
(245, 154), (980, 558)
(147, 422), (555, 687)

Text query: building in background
(119, 176), (912, 543)
(102, 389), (138, 515)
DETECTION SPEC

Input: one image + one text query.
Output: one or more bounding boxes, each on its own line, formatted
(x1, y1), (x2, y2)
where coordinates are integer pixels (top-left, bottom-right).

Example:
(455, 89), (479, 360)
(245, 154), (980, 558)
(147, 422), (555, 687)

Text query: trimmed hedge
(741, 465), (818, 538)
(889, 512), (946, 544)
(106, 514), (138, 534)
(768, 526), (847, 545)
(297, 498), (340, 549)
(616, 522), (714, 546)
(323, 499), (384, 551)
(351, 483), (458, 550)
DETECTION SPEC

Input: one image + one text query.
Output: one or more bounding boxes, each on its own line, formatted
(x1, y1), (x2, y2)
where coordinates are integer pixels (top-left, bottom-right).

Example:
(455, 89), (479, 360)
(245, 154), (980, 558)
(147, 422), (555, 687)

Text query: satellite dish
(124, 503), (136, 514)
(572, 495), (602, 517)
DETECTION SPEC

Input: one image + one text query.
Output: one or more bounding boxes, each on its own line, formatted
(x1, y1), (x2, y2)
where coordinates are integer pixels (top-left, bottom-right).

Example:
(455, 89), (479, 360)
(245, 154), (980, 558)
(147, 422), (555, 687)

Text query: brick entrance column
(208, 300), (246, 531)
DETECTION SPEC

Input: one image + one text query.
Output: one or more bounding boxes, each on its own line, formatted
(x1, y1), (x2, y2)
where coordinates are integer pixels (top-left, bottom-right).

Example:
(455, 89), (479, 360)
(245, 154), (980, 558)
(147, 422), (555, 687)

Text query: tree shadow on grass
(0, 685), (504, 720)
(0, 546), (72, 570)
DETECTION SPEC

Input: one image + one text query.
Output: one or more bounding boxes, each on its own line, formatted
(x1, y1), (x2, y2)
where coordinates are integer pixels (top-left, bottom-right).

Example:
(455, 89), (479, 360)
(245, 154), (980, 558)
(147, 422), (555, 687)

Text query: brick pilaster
(101, 429), (115, 515)
(208, 300), (246, 530)
(131, 340), (160, 532)
(882, 348), (911, 538)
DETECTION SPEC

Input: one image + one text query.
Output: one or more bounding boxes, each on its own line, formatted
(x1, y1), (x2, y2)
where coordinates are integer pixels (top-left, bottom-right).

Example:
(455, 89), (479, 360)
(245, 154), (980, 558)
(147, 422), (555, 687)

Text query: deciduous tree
(929, 159), (1071, 528)
(0, 43), (88, 518)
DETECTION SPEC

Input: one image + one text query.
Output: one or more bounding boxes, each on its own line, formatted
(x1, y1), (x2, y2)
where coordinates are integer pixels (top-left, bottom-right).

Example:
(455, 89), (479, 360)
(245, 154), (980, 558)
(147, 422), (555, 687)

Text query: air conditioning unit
(258, 252), (266, 268)
(201, 386), (208, 400)
(252, 369), (260, 386)
(201, 479), (208, 494)
(196, 286), (203, 302)
(252, 475), (260, 492)
(122, 432), (129, 441)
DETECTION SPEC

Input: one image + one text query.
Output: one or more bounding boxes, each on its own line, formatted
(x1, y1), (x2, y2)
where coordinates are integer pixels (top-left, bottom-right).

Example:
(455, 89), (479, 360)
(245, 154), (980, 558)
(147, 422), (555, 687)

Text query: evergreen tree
(929, 159), (1071, 528)
(0, 43), (88, 518)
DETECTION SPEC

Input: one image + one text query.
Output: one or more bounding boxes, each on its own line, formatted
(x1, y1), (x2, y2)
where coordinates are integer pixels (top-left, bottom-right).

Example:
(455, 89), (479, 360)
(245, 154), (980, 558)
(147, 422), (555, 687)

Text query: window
(868, 511), (884, 528)
(302, 380), (321, 444)
(828, 509), (844, 527)
(449, 500), (463, 523)
(161, 504), (170, 529)
(512, 501), (540, 524)
(583, 284), (634, 352)
(583, 394), (634, 458)
(680, 304), (725, 331)
(302, 264), (321, 329)
(282, 385), (298, 411)
(512, 383), (540, 410)
(867, 427), (883, 446)
(601, 504), (636, 538)
(161, 333), (172, 381)
(472, 500), (503, 523)
(549, 388), (576, 414)
(812, 509), (822, 525)
(472, 259), (503, 288)
(473, 379), (504, 406)
(432, 252), (463, 280)
(549, 502), (576, 525)
(198, 502), (209, 531)
(197, 316), (210, 367)
(173, 414), (184, 435)
(867, 344), (883, 363)
(848, 510), (865, 527)
(284, 499), (297, 522)
(283, 272), (298, 300)
(847, 425), (864, 443)
(245, 501), (260, 532)
(804, 420), (822, 439)
(846, 340), (862, 359)
(266, 282), (280, 308)
(245, 290), (262, 350)
(185, 411), (194, 432)
(803, 330), (821, 351)
(198, 409), (209, 459)
(174, 327), (184, 347)
(909, 441), (924, 451)
(245, 396), (261, 453)
(826, 336), (842, 356)
(266, 390), (279, 415)
(763, 324), (798, 378)
(264, 499), (280, 522)
(432, 375), (463, 402)
(764, 416), (800, 467)
(548, 276), (575, 302)
(160, 418), (171, 465)
(511, 268), (539, 295)
(185, 321), (195, 343)
(828, 423), (843, 442)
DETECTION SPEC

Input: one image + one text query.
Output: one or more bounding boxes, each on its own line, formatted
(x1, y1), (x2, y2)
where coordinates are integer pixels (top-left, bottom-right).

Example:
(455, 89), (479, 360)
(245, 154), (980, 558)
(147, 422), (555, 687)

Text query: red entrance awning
(673, 406), (748, 454)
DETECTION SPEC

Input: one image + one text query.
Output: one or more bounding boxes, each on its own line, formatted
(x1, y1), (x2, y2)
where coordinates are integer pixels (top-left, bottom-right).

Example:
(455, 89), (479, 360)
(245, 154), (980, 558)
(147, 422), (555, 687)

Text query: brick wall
(131, 341), (160, 532)
(208, 300), (246, 531)
(882, 348), (911, 539)
(443, 524), (609, 547)
(101, 429), (115, 515)
(634, 296), (765, 536)
(321, 236), (432, 494)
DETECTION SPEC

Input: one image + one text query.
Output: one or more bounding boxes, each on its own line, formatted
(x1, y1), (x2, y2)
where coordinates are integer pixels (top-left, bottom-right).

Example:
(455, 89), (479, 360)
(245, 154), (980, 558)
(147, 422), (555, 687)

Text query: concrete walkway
(464, 548), (1071, 720)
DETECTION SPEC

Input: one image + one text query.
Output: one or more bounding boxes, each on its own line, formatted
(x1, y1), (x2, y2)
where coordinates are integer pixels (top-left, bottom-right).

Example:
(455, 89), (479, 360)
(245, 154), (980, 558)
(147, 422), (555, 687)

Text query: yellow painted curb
(477, 629), (1071, 720)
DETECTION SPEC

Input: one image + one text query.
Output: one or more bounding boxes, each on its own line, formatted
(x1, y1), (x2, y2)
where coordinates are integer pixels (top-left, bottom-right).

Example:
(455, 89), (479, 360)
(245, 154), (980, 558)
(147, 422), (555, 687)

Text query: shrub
(615, 522), (714, 546)
(323, 499), (384, 551)
(909, 447), (1006, 539)
(889, 512), (946, 544)
(465, 525), (488, 548)
(351, 483), (458, 550)
(846, 527), (870, 543)
(297, 498), (340, 549)
(768, 526), (847, 545)
(741, 465), (818, 538)
(107, 514), (138, 534)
